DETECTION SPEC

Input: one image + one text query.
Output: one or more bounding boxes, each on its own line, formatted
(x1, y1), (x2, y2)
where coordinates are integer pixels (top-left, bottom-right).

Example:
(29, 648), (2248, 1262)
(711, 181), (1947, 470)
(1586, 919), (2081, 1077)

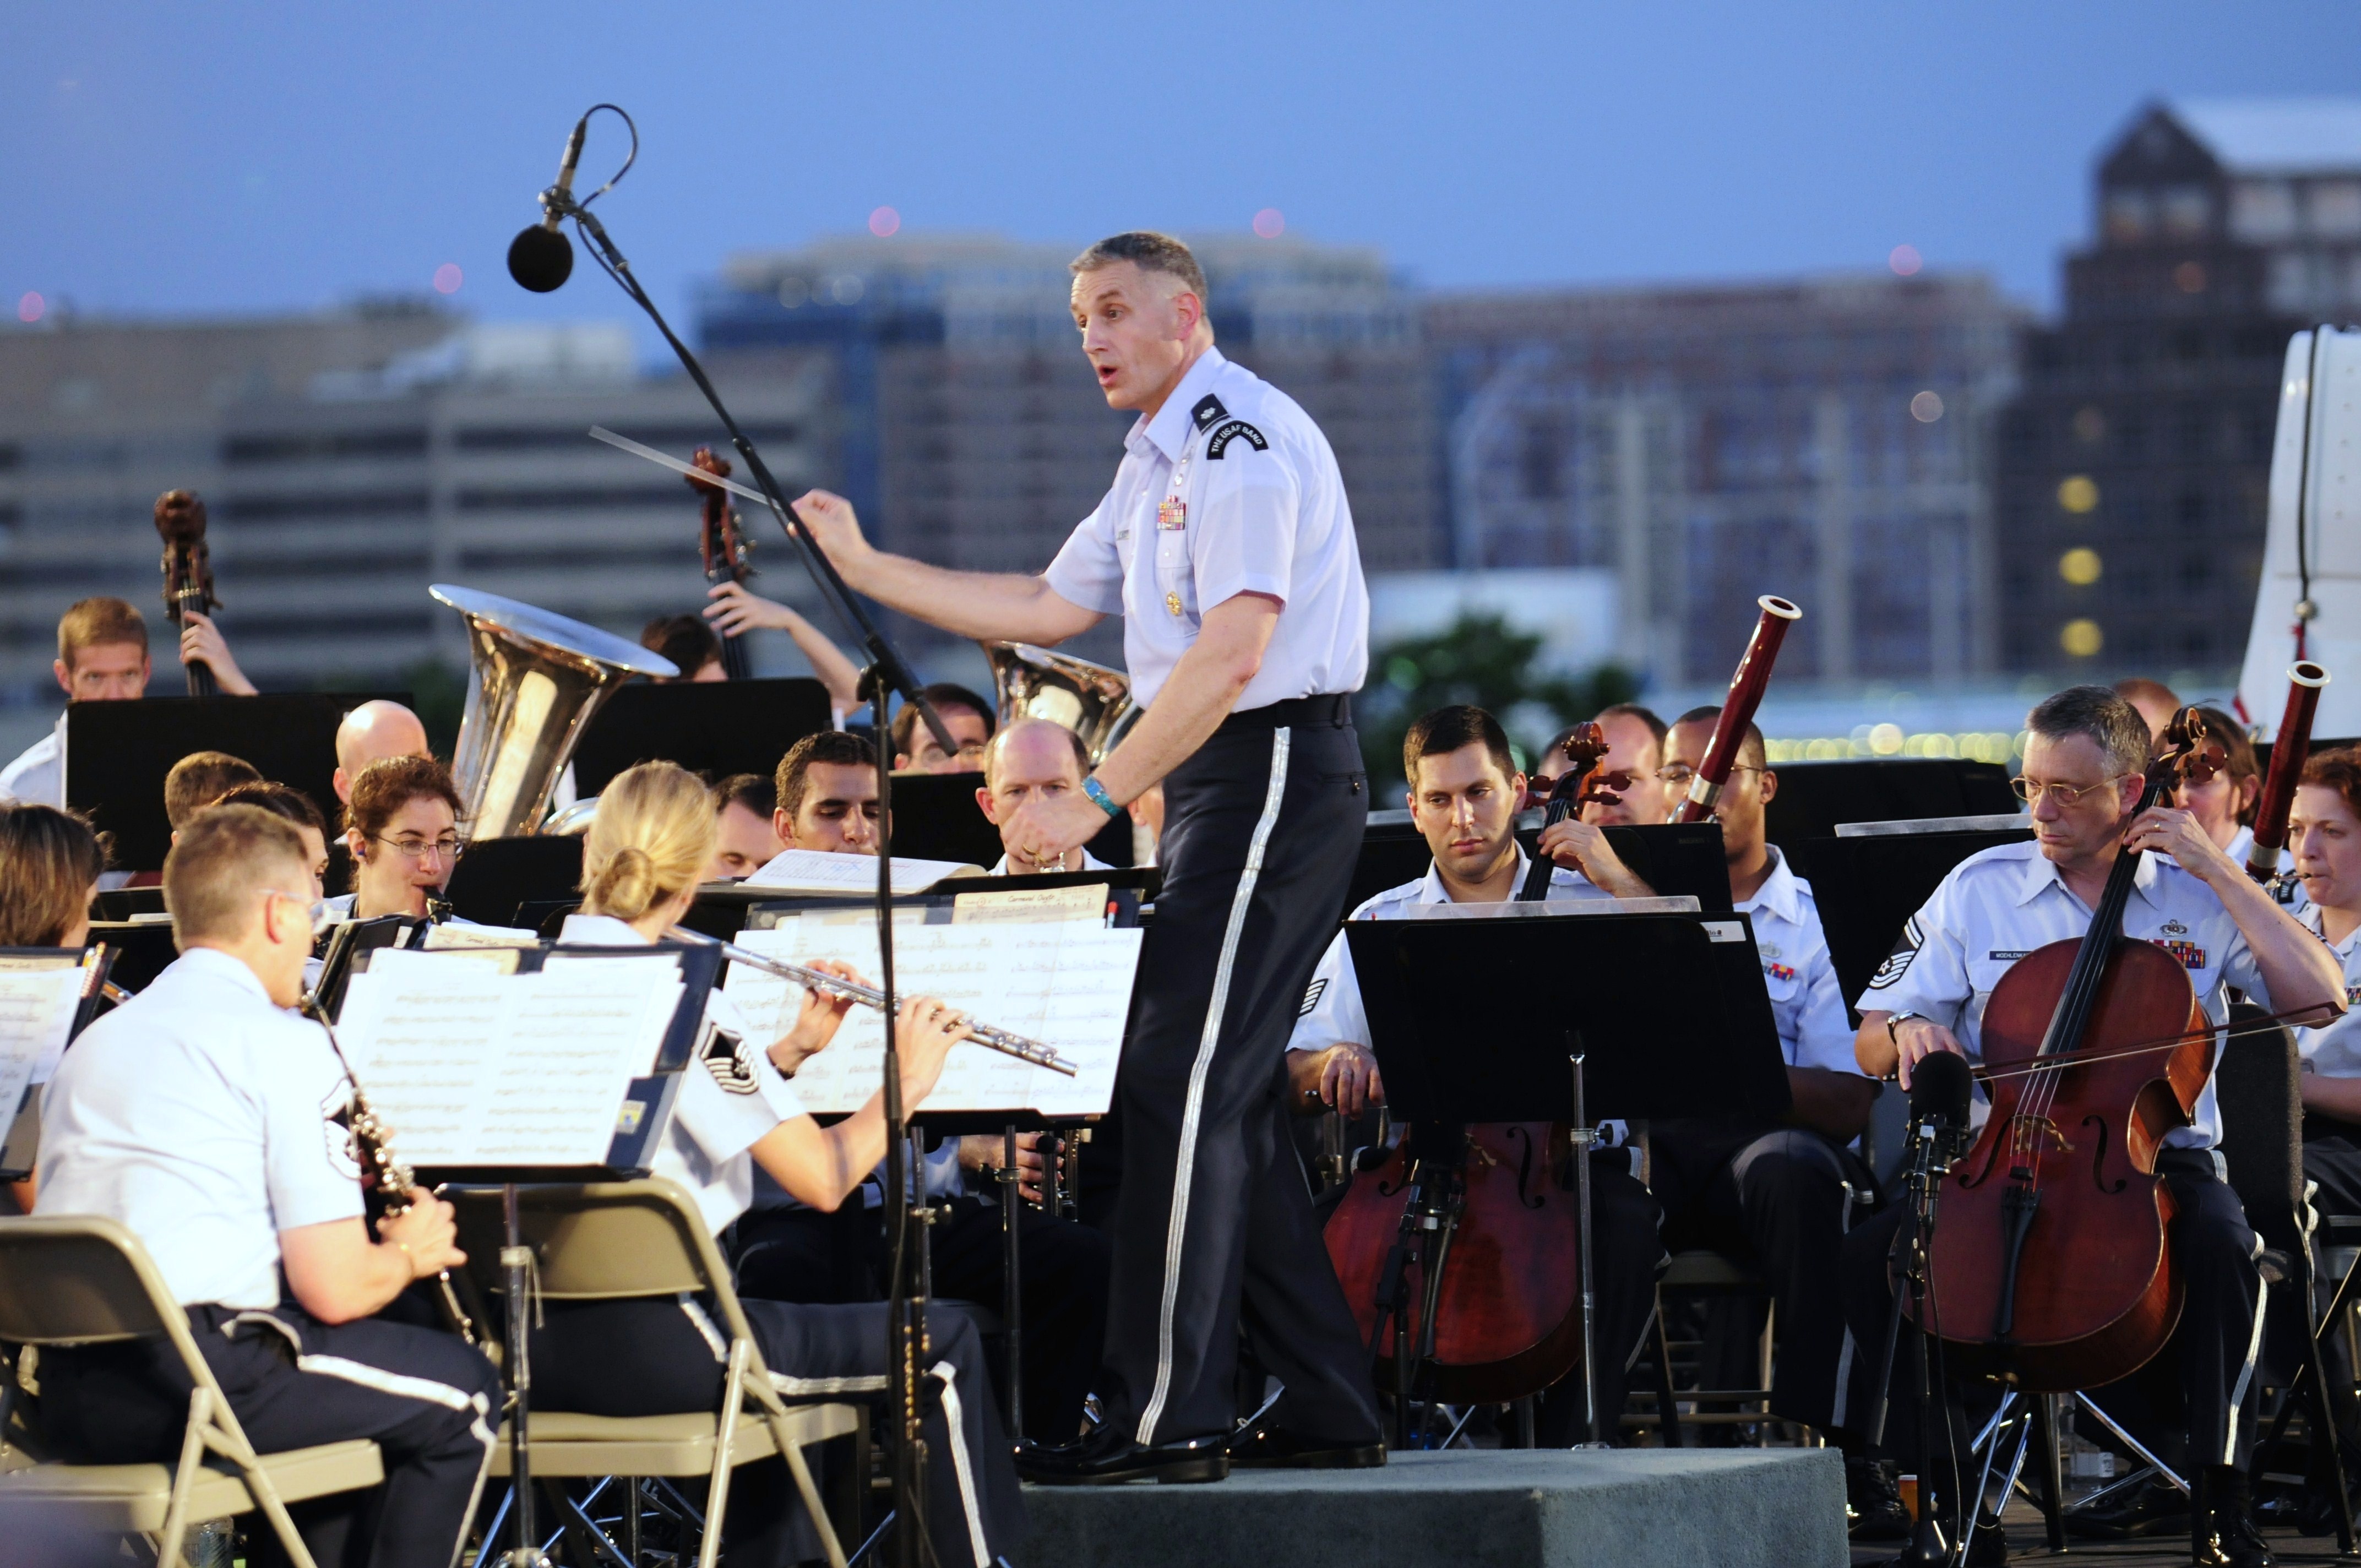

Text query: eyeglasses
(2009, 774), (2130, 807)
(1657, 764), (1761, 789)
(373, 834), (463, 862)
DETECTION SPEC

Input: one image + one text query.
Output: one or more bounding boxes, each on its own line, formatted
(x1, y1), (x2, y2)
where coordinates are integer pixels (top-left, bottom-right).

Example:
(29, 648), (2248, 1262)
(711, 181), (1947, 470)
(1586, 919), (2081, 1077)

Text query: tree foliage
(1355, 611), (1637, 787)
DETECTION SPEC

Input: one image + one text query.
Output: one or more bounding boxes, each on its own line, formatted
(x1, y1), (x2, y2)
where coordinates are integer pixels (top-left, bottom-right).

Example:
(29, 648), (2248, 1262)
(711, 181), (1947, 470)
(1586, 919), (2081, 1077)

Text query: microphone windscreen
(507, 226), (574, 293)
(1908, 1049), (1972, 1133)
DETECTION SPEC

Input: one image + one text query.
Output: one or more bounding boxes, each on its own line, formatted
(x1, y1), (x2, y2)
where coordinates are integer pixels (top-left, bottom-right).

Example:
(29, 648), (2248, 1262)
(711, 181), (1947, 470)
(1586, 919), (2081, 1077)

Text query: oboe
(666, 927), (1080, 1077)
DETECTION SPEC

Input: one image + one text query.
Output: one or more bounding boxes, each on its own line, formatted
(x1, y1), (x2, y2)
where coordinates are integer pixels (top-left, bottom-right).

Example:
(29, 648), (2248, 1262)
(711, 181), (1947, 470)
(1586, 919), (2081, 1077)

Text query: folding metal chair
(0, 1214), (385, 1568)
(449, 1179), (862, 1568)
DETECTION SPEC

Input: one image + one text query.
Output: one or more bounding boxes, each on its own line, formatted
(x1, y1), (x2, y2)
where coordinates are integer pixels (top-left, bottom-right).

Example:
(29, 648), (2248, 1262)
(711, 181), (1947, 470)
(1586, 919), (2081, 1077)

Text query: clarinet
(300, 998), (481, 1346)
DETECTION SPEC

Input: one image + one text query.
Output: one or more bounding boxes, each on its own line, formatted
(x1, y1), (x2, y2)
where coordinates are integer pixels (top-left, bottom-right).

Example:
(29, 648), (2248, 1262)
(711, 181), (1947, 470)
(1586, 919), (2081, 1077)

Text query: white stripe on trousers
(929, 1360), (991, 1568)
(2223, 1240), (2271, 1466)
(289, 1353), (497, 1568)
(1136, 727), (1293, 1446)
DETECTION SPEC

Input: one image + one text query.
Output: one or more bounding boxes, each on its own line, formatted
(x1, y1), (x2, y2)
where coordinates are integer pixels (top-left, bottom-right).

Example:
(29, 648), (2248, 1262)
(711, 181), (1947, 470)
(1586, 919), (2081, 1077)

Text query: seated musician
(331, 700), (432, 806)
(162, 750), (262, 839)
(1580, 702), (1671, 826)
(752, 731), (882, 870)
(2115, 674), (2184, 743)
(214, 782), (333, 902)
(1848, 686), (2345, 1568)
(641, 611), (730, 682)
(34, 805), (501, 1568)
(0, 802), (106, 1211)
(1651, 707), (1903, 1537)
(890, 683), (995, 774)
(978, 718), (1116, 874)
(1286, 703), (1663, 1448)
(701, 580), (866, 716)
(2, 599), (157, 808)
(709, 772), (788, 881)
(328, 756), (463, 921)
(2172, 705), (2264, 867)
(537, 762), (1024, 1566)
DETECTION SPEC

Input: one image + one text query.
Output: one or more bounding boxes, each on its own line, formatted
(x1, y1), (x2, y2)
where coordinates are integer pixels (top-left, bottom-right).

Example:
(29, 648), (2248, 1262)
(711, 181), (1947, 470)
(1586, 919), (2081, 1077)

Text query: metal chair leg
(2031, 1393), (2067, 1553)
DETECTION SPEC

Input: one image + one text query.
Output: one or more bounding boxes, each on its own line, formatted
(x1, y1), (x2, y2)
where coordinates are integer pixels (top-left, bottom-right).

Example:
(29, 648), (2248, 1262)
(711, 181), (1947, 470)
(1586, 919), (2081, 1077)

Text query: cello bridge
(2005, 1115), (2076, 1177)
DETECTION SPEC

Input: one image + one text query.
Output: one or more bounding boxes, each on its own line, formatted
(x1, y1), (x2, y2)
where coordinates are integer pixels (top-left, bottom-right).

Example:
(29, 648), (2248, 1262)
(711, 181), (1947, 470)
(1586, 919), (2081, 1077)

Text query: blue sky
(6, 2), (2359, 335)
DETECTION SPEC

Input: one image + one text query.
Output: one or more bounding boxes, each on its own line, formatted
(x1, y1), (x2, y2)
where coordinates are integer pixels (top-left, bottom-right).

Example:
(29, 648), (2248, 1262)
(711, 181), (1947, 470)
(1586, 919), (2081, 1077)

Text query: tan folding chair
(450, 1180), (860, 1568)
(0, 1215), (384, 1568)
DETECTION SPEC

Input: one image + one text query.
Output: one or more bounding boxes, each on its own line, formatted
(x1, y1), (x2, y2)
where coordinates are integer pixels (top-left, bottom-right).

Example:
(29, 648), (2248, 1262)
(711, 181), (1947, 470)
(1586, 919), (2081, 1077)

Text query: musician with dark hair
(640, 612), (727, 682)
(1847, 687), (2346, 1566)
(760, 729), (881, 862)
(1286, 703), (1664, 1447)
(162, 750), (263, 834)
(709, 771), (787, 880)
(890, 682), (996, 774)
(334, 756), (465, 921)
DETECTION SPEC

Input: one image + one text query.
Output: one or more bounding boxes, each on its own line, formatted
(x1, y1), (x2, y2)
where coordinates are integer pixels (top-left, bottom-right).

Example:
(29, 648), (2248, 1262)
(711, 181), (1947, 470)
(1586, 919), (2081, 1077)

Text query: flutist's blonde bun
(581, 761), (718, 922)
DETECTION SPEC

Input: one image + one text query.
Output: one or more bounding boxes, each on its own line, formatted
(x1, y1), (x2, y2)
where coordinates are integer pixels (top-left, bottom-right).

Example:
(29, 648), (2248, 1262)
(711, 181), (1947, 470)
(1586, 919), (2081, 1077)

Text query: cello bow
(1672, 595), (1802, 825)
(2247, 661), (2332, 883)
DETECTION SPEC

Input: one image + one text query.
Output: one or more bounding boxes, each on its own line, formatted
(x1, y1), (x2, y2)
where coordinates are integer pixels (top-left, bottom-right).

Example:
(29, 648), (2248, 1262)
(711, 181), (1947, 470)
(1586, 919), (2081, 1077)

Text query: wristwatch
(1081, 775), (1123, 818)
(1886, 1010), (1928, 1045)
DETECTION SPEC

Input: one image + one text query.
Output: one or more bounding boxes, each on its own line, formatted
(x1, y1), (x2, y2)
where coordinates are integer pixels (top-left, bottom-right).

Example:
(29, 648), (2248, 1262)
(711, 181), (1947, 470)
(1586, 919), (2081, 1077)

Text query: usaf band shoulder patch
(1206, 419), (1269, 459)
(1867, 917), (1922, 990)
(1191, 394), (1228, 433)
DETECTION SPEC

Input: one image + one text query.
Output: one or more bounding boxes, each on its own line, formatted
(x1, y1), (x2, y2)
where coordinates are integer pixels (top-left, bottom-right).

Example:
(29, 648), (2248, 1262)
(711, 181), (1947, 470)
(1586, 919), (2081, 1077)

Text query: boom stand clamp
(556, 153), (956, 1562)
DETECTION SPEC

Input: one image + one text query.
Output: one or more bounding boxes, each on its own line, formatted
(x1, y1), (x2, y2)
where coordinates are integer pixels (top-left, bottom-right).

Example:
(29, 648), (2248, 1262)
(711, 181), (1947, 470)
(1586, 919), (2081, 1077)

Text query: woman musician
(0, 802), (107, 1211)
(527, 760), (1025, 1568)
(330, 757), (464, 922)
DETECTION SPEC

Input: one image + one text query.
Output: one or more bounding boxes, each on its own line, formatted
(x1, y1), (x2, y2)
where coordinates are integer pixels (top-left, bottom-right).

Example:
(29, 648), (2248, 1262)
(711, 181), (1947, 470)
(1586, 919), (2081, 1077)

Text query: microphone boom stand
(547, 181), (950, 1568)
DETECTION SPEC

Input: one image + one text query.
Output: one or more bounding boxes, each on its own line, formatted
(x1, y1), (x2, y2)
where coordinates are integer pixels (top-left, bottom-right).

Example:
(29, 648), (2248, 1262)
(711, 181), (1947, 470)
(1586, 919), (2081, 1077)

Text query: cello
(1323, 728), (1625, 1425)
(1914, 709), (2226, 1390)
(687, 446), (755, 679)
(154, 489), (220, 696)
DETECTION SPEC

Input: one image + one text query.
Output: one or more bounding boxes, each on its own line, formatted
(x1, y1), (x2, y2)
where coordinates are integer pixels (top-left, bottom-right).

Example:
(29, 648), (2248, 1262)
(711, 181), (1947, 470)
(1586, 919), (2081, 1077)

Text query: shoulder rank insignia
(1299, 977), (1327, 1016)
(1206, 419), (1268, 459)
(1190, 394), (1228, 433)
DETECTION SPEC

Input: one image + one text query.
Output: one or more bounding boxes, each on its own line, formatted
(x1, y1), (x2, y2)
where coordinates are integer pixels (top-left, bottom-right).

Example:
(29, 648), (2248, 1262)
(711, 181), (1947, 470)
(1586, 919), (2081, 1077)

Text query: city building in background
(1998, 98), (2361, 680)
(1426, 274), (2025, 689)
(0, 307), (825, 753)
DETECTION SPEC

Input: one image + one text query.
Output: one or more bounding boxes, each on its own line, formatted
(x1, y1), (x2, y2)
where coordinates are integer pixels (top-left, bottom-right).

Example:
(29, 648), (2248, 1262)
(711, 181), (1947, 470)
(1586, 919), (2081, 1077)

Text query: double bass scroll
(154, 489), (220, 697)
(687, 447), (755, 680)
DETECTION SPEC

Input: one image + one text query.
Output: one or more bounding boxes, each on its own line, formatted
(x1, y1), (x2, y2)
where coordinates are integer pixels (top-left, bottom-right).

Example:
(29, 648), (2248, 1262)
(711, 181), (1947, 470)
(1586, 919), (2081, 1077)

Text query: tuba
(431, 585), (678, 840)
(983, 641), (1139, 766)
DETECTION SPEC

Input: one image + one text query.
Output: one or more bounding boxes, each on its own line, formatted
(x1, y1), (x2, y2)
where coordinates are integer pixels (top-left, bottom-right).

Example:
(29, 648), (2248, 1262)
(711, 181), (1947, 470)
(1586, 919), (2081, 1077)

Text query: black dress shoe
(1015, 1423), (1230, 1486)
(1227, 1425), (1386, 1470)
(2194, 1465), (2276, 1568)
(2063, 1476), (2191, 1539)
(1844, 1455), (1912, 1542)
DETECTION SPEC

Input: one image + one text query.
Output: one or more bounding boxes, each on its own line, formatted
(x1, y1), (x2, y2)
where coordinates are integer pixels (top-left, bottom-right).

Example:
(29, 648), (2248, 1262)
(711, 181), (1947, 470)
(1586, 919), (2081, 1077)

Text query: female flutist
(530, 760), (1024, 1568)
(0, 802), (105, 1211)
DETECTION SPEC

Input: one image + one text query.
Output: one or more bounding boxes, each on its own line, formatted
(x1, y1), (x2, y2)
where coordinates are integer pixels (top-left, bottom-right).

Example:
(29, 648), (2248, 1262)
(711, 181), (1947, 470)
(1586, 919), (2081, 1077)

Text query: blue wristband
(1081, 776), (1123, 818)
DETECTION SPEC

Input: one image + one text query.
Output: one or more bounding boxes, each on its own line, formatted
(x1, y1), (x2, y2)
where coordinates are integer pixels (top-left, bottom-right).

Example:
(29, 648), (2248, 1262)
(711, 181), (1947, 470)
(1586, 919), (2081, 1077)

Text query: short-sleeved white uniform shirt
(37, 948), (363, 1309)
(1042, 347), (1367, 710)
(557, 914), (806, 1237)
(2296, 903), (2361, 1080)
(1857, 841), (2272, 1148)
(0, 714), (66, 808)
(1739, 847), (1865, 1076)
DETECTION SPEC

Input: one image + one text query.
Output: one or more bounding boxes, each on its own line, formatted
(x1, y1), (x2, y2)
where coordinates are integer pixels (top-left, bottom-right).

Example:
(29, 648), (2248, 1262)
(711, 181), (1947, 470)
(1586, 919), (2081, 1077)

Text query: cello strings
(1934, 1001), (2340, 1089)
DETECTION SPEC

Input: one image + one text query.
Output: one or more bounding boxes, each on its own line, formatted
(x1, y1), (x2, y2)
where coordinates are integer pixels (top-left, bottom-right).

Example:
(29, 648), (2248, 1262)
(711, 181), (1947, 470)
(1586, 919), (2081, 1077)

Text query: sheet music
(743, 847), (981, 896)
(0, 959), (87, 1117)
(422, 922), (541, 950)
(724, 921), (1136, 1117)
(338, 953), (685, 1164)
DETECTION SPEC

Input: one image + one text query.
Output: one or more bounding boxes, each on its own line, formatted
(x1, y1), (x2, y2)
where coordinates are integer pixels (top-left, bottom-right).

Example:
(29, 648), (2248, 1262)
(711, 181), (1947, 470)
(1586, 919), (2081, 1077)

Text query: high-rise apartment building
(0, 307), (825, 742)
(1426, 275), (2024, 687)
(1998, 99), (2361, 677)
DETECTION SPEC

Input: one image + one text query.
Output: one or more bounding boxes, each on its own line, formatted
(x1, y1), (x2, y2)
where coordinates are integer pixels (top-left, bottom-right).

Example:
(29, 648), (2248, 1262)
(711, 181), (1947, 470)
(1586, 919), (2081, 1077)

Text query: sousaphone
(983, 641), (1138, 765)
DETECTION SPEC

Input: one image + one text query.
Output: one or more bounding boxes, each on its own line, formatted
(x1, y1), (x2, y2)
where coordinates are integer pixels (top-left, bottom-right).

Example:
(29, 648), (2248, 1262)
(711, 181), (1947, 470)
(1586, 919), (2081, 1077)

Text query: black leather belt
(1216, 693), (1352, 733)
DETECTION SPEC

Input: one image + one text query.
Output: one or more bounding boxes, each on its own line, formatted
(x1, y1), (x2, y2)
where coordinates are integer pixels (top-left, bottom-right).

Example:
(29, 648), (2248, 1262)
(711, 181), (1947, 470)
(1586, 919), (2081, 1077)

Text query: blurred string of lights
(1762, 728), (2027, 764)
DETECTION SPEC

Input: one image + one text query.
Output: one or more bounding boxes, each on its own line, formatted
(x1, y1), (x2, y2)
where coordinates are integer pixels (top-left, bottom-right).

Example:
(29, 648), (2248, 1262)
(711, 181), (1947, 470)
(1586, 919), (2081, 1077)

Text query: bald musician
(330, 700), (430, 805)
(1848, 686), (2344, 1566)
(1286, 704), (1662, 1447)
(978, 720), (1114, 875)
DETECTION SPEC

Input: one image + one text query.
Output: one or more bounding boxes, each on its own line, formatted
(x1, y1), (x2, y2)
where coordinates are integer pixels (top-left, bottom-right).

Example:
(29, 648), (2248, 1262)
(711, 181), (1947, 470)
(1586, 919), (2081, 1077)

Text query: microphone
(507, 117), (589, 293)
(1907, 1050), (1972, 1144)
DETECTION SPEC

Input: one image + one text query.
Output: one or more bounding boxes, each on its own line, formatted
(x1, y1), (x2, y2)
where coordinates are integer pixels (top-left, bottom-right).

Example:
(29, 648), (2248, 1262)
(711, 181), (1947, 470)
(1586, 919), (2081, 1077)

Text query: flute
(667, 927), (1080, 1077)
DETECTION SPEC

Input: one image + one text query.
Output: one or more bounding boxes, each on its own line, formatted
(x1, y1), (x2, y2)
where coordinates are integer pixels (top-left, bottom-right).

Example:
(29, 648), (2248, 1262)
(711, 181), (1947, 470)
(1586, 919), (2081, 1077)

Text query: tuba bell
(431, 585), (678, 840)
(983, 641), (1138, 766)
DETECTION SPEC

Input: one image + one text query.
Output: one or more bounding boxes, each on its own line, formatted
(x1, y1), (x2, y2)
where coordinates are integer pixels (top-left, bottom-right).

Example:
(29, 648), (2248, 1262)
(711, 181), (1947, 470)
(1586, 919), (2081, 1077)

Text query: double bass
(1914, 709), (2224, 1389)
(154, 489), (220, 696)
(1323, 727), (1626, 1417)
(687, 446), (755, 679)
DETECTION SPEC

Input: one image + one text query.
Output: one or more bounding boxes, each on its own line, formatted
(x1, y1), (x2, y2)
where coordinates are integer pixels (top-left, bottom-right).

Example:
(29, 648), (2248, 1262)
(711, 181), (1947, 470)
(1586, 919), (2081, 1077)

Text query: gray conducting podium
(1344, 901), (1792, 1446)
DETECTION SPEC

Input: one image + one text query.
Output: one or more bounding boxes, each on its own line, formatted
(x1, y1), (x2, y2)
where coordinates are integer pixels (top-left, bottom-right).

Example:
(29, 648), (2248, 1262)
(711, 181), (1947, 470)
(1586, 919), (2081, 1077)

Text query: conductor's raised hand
(788, 490), (873, 568)
(378, 1192), (465, 1278)
(770, 959), (864, 1075)
(894, 994), (973, 1109)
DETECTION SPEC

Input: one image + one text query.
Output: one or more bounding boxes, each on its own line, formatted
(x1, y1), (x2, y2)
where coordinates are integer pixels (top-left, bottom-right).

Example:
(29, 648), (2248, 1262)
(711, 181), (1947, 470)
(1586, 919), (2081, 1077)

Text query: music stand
(568, 677), (832, 796)
(1347, 818), (1732, 922)
(1346, 909), (1789, 1444)
(1807, 827), (2032, 1011)
(443, 837), (585, 927)
(65, 692), (408, 872)
(1764, 758), (2016, 879)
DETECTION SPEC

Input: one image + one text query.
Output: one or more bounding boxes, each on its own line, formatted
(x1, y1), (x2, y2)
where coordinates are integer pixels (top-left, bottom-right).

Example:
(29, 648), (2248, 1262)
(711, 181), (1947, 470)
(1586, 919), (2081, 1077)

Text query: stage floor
(1851, 1498), (2361, 1564)
(1021, 1447), (1846, 1567)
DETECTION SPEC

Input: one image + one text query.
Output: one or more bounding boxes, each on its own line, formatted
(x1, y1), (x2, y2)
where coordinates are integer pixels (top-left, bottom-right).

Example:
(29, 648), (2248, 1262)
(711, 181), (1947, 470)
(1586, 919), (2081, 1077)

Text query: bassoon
(1672, 595), (1803, 824)
(2247, 661), (2333, 883)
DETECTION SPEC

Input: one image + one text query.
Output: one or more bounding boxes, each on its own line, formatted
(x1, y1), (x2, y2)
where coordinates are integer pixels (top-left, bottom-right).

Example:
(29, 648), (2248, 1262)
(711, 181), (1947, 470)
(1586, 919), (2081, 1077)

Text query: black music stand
(1346, 908), (1789, 1444)
(1347, 818), (1732, 921)
(1807, 827), (2032, 1012)
(1763, 758), (2016, 878)
(568, 677), (831, 795)
(443, 837), (585, 927)
(65, 692), (407, 872)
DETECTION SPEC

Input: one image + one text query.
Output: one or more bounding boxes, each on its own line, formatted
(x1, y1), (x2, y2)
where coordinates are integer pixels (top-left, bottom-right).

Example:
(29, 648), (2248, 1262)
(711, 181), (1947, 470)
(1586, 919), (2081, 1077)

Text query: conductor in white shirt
(785, 231), (1381, 1482)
